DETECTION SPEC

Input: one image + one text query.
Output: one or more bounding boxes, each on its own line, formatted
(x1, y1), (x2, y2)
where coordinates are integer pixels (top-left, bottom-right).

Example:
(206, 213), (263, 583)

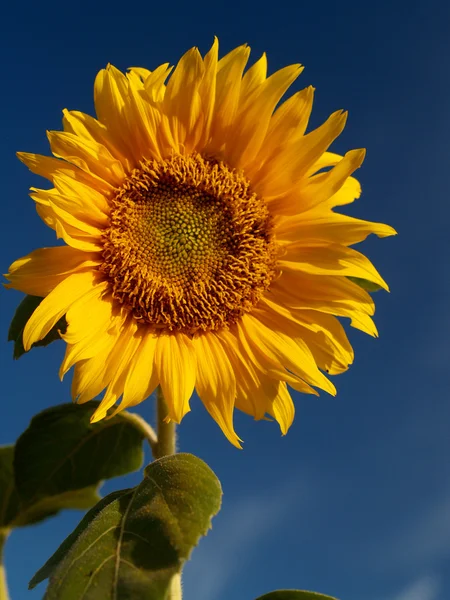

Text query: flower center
(101, 153), (277, 334)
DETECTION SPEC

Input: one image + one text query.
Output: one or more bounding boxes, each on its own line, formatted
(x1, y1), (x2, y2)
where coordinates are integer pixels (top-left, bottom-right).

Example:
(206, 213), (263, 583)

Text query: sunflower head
(101, 152), (277, 334)
(6, 39), (395, 447)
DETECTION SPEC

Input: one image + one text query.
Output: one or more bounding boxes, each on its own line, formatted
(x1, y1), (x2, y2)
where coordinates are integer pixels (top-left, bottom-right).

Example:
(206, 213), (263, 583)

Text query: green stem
(153, 387), (181, 599)
(153, 386), (177, 458)
(168, 573), (182, 600)
(120, 411), (158, 453)
(0, 530), (10, 600)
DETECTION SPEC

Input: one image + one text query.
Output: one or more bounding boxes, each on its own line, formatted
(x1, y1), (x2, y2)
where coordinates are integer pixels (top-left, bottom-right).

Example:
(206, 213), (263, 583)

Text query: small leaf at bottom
(15, 402), (145, 506)
(0, 445), (99, 531)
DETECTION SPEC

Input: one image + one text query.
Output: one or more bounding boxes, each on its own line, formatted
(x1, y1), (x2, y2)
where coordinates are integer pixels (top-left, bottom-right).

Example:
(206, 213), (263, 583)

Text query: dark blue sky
(1, 1), (449, 599)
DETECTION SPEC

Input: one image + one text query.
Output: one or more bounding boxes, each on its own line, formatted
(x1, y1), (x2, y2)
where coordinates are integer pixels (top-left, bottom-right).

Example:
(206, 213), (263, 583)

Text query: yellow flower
(6, 40), (395, 447)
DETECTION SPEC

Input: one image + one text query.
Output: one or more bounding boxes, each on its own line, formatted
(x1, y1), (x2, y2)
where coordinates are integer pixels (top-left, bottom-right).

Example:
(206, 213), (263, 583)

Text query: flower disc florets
(101, 153), (277, 334)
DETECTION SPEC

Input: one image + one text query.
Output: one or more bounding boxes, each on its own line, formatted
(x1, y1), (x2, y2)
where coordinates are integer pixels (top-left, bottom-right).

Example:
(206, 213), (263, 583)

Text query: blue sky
(1, 0), (449, 599)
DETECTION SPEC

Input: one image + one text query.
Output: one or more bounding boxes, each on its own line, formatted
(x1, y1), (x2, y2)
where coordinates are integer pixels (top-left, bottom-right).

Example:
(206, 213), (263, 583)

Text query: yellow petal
(253, 110), (347, 199)
(290, 312), (353, 374)
(306, 150), (342, 174)
(71, 330), (120, 404)
(207, 44), (250, 154)
(31, 195), (103, 252)
(257, 310), (338, 394)
(234, 319), (302, 385)
(229, 64), (303, 167)
(94, 65), (139, 165)
(326, 176), (362, 208)
(59, 289), (119, 376)
(239, 53), (267, 101)
(246, 86), (315, 179)
(62, 109), (131, 167)
(47, 130), (125, 186)
(128, 67), (152, 81)
(16, 152), (114, 195)
(5, 246), (100, 296)
(164, 47), (204, 152)
(276, 211), (397, 246)
(192, 333), (241, 448)
(266, 86), (314, 147)
(219, 331), (266, 419)
(349, 311), (379, 337)
(35, 202), (57, 230)
(52, 217), (103, 252)
(48, 200), (103, 236)
(30, 186), (108, 231)
(143, 63), (173, 102)
(109, 64), (160, 162)
(234, 375), (267, 418)
(241, 314), (336, 396)
(272, 274), (378, 336)
(62, 328), (116, 384)
(273, 271), (375, 315)
(269, 382), (295, 435)
(23, 271), (101, 351)
(120, 329), (159, 411)
(53, 172), (110, 218)
(197, 37), (219, 148)
(258, 298), (354, 375)
(280, 243), (389, 291)
(219, 328), (299, 431)
(90, 318), (141, 422)
(294, 149), (366, 214)
(126, 75), (162, 161)
(154, 333), (196, 423)
(34, 208), (103, 253)
(306, 151), (367, 208)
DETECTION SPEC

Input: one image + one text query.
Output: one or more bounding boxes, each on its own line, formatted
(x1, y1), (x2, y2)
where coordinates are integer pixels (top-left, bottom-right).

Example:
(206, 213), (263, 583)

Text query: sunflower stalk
(153, 387), (182, 599)
(0, 531), (10, 600)
(169, 573), (182, 600)
(154, 386), (177, 458)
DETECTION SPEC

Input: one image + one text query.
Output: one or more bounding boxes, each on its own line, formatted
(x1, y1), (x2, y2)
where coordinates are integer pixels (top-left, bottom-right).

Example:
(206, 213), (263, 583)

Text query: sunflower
(6, 39), (395, 447)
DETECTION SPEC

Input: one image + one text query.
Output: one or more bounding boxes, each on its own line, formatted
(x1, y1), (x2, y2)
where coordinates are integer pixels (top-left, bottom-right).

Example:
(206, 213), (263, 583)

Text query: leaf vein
(120, 558), (139, 571)
(53, 526), (118, 594)
(79, 554), (115, 600)
(112, 487), (140, 600)
(123, 529), (153, 547)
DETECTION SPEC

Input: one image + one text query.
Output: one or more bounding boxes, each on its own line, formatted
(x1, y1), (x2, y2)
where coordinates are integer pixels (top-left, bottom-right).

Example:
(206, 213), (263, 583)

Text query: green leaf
(347, 276), (383, 292)
(14, 403), (146, 506)
(0, 404), (145, 532)
(32, 453), (222, 599)
(29, 490), (127, 589)
(12, 487), (101, 528)
(0, 446), (21, 529)
(8, 295), (67, 359)
(0, 445), (99, 531)
(255, 592), (338, 600)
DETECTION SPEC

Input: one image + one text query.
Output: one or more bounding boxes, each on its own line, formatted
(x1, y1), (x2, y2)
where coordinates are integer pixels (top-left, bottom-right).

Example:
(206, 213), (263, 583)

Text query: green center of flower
(101, 153), (276, 334)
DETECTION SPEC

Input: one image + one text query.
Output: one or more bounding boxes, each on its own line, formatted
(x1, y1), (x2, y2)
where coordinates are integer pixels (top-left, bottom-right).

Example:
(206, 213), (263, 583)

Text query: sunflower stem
(153, 386), (177, 458)
(153, 387), (181, 598)
(168, 573), (182, 600)
(0, 530), (10, 600)
(120, 411), (158, 453)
